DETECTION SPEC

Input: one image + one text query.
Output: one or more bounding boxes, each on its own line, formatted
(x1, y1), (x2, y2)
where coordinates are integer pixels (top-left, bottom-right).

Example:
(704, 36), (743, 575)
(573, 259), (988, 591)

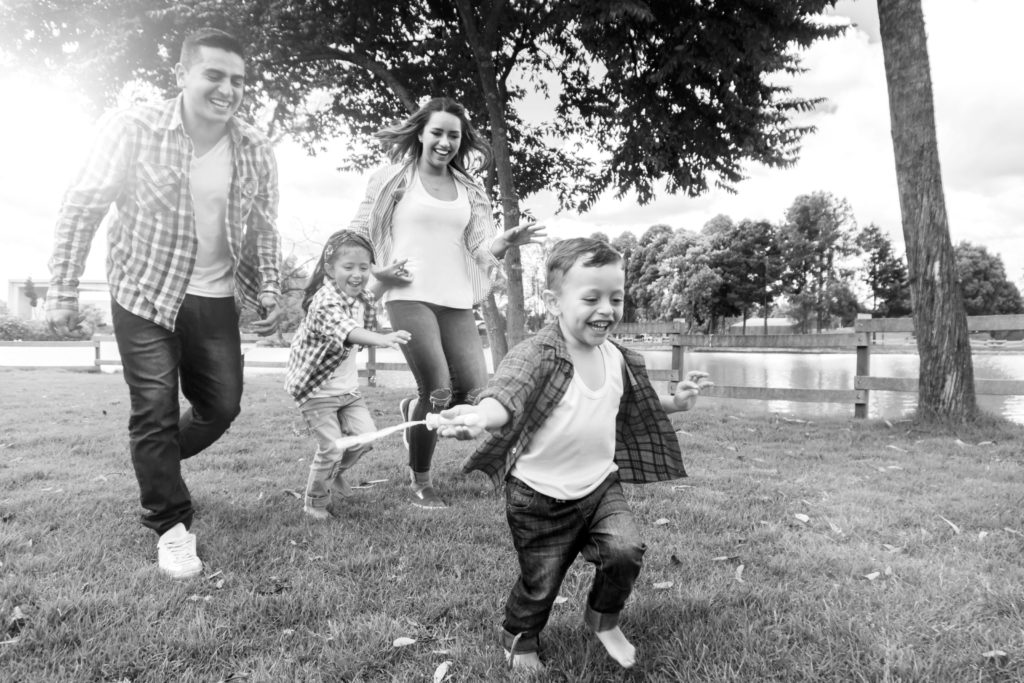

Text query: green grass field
(2, 369), (1023, 682)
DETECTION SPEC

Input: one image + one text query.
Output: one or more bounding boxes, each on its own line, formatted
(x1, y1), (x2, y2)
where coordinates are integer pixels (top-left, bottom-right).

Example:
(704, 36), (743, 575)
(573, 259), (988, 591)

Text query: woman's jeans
(299, 393), (375, 510)
(385, 300), (487, 472)
(501, 473), (647, 654)
(111, 296), (243, 535)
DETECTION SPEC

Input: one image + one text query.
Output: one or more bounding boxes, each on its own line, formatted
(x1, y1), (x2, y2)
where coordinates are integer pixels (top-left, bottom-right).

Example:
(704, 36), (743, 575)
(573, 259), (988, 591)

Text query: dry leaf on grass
(735, 565), (745, 582)
(652, 581), (673, 590)
(433, 661), (452, 682)
(861, 572), (880, 581)
(712, 555), (740, 563)
(653, 518), (670, 526)
(794, 513), (810, 524)
(938, 515), (962, 534)
(981, 650), (1008, 663)
(393, 636), (417, 647)
(977, 441), (995, 446)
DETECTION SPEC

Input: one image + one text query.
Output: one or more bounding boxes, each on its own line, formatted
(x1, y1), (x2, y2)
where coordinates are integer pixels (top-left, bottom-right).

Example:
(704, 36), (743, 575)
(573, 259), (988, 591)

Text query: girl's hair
(302, 230), (376, 312)
(374, 97), (492, 174)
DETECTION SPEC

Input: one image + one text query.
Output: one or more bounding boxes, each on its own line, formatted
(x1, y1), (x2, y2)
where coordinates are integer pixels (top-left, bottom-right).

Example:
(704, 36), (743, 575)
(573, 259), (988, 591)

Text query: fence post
(366, 345), (377, 387)
(854, 327), (870, 418)
(669, 322), (684, 392)
(94, 337), (101, 371)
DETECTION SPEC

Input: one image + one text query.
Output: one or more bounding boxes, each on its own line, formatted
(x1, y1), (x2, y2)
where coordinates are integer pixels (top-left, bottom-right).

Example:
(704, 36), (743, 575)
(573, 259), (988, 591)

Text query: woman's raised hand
(503, 222), (547, 248)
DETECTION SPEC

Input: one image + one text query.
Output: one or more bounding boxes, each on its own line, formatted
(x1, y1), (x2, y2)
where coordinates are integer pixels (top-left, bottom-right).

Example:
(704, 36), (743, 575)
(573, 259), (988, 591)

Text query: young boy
(438, 237), (712, 670)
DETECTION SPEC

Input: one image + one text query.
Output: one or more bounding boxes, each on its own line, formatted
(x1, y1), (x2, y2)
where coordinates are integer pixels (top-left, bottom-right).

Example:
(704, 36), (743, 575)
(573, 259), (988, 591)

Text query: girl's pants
(385, 300), (487, 472)
(112, 295), (243, 536)
(300, 394), (375, 509)
(500, 473), (647, 654)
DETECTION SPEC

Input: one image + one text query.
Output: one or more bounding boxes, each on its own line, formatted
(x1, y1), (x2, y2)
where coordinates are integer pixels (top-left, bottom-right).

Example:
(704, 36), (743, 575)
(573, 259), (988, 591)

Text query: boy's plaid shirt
(285, 283), (376, 404)
(47, 95), (281, 331)
(463, 322), (686, 489)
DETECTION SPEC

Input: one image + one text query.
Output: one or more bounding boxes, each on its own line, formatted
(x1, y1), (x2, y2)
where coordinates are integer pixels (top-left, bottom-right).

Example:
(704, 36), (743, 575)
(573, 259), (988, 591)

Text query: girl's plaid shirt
(285, 283), (376, 404)
(462, 322), (687, 489)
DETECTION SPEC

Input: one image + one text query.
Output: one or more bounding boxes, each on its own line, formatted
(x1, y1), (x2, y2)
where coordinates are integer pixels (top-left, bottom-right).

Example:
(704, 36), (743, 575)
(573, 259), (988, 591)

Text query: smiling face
(417, 111), (462, 172)
(175, 45), (245, 134)
(544, 254), (625, 350)
(328, 244), (374, 298)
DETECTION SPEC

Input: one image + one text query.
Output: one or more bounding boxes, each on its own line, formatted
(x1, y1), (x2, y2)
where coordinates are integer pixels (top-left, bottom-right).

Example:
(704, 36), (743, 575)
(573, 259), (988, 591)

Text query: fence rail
(6, 315), (1024, 418)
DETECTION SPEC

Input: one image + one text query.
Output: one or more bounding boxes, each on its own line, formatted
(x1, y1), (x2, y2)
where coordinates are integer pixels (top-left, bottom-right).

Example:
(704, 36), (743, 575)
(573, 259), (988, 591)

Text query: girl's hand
(381, 330), (412, 349)
(435, 406), (485, 440)
(373, 259), (414, 286)
(673, 371), (713, 409)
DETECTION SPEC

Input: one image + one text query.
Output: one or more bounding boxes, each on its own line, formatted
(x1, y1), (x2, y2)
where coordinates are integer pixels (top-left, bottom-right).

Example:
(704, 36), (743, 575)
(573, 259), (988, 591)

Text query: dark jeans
(111, 295), (243, 535)
(501, 473), (647, 654)
(385, 300), (487, 472)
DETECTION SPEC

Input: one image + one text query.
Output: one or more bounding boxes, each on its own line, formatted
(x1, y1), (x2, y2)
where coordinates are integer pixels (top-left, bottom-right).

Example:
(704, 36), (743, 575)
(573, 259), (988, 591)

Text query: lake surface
(642, 349), (1024, 425)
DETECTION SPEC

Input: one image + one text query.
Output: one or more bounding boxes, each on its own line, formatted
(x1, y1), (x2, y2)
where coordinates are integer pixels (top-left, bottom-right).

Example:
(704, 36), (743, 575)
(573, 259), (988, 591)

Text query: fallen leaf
(653, 518), (670, 526)
(981, 650), (1008, 661)
(92, 475), (108, 482)
(672, 485), (694, 490)
(711, 555), (740, 562)
(979, 531), (989, 541)
(652, 581), (673, 590)
(393, 636), (417, 648)
(433, 661), (452, 683)
(827, 520), (843, 534)
(977, 441), (994, 446)
(282, 628), (295, 636)
(734, 565), (745, 582)
(938, 515), (961, 535)
(794, 513), (810, 524)
(862, 572), (880, 581)
(881, 543), (902, 553)
(883, 419), (894, 428)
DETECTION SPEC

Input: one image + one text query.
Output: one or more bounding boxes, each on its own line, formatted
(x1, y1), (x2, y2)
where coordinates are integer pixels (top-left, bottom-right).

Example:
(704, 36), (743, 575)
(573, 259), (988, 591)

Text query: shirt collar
(161, 94), (248, 147)
(325, 280), (372, 307)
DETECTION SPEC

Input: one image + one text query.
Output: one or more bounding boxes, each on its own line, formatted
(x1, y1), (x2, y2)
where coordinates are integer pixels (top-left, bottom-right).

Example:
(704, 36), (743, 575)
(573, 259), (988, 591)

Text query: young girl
(285, 230), (412, 519)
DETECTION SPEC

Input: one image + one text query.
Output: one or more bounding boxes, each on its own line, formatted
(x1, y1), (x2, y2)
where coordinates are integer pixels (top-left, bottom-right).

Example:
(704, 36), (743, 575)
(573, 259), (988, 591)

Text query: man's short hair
(180, 28), (245, 68)
(545, 237), (623, 291)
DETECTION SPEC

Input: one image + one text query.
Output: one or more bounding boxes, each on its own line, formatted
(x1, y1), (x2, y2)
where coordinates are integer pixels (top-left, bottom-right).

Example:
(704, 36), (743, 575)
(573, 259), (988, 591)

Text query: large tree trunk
(454, 0), (526, 357)
(877, 0), (976, 421)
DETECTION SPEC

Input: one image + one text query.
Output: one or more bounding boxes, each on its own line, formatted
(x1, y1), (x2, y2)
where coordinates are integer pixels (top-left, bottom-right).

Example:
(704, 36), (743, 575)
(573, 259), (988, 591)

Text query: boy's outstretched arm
(662, 371), (714, 413)
(435, 399), (510, 440)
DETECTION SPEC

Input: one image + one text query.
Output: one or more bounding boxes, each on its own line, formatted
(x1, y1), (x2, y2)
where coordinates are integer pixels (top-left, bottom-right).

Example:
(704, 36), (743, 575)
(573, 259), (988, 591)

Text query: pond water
(641, 349), (1024, 425)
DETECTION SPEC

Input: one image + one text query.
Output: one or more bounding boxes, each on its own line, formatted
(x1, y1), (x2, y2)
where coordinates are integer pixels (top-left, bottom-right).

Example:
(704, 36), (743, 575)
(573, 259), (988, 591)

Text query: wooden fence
(7, 314), (1024, 418)
(611, 314), (1024, 418)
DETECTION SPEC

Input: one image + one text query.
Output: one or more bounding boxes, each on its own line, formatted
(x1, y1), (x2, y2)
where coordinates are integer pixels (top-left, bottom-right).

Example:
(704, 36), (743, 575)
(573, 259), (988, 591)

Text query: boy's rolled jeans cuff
(584, 605), (620, 633)
(499, 628), (539, 654)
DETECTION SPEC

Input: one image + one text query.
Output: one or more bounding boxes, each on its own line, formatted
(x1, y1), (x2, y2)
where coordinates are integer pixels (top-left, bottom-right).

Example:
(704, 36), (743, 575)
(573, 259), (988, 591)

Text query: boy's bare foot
(504, 649), (544, 671)
(594, 626), (636, 668)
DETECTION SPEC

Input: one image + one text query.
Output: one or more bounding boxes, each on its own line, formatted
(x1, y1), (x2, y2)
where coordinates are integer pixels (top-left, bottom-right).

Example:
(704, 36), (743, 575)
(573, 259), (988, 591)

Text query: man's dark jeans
(112, 295), (243, 535)
(501, 473), (647, 654)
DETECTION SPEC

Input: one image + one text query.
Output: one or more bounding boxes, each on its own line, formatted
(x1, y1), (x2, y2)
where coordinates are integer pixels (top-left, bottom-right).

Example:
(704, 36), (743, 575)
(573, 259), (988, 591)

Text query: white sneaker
(157, 523), (202, 579)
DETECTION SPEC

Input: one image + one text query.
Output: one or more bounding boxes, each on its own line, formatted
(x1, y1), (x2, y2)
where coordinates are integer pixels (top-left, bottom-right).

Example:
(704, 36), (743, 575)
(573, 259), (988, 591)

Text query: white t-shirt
(511, 342), (624, 500)
(385, 173), (473, 308)
(186, 135), (234, 297)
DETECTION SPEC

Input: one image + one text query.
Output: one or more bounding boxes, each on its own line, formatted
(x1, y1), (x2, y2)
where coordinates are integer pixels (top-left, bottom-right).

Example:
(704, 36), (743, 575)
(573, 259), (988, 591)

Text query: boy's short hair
(180, 28), (245, 68)
(545, 237), (624, 291)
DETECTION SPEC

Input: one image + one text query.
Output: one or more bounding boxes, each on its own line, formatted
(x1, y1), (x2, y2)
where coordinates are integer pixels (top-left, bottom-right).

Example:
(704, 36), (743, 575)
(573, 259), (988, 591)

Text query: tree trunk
(454, 0), (527, 356)
(877, 0), (976, 421)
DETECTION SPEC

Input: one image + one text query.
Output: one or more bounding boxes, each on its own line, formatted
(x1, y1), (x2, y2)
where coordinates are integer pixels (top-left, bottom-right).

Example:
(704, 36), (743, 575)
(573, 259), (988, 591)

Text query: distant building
(729, 317), (799, 334)
(6, 278), (111, 324)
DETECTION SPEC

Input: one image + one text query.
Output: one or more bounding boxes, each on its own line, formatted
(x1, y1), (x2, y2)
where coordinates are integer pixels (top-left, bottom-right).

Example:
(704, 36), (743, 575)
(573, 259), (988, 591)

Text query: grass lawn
(2, 368), (1023, 682)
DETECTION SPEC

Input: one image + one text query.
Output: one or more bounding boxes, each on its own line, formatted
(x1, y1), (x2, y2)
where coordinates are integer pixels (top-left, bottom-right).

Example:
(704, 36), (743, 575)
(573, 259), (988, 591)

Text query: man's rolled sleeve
(253, 145), (281, 299)
(47, 112), (131, 313)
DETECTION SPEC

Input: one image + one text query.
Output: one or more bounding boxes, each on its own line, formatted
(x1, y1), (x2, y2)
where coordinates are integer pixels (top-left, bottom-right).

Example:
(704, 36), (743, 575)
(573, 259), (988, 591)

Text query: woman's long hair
(374, 97), (492, 174)
(301, 230), (376, 312)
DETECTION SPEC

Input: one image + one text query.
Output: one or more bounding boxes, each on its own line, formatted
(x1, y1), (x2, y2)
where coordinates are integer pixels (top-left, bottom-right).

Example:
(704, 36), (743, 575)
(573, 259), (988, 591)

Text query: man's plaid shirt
(463, 322), (686, 489)
(285, 283), (377, 404)
(47, 95), (281, 330)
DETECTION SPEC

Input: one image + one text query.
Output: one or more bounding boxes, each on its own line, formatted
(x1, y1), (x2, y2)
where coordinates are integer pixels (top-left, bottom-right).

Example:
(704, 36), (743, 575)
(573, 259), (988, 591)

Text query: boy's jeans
(501, 473), (647, 654)
(300, 394), (375, 509)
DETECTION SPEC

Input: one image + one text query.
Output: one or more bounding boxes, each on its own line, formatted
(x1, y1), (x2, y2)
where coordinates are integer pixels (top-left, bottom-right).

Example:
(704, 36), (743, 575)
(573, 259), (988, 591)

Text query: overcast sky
(2, 0), (1022, 305)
